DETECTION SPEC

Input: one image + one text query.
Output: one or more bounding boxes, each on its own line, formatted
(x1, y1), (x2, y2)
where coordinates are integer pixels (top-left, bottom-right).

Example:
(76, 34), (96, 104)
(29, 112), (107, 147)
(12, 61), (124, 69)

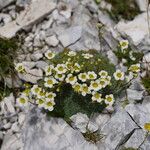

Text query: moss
(0, 38), (18, 101)
(104, 0), (140, 21)
(142, 76), (150, 94)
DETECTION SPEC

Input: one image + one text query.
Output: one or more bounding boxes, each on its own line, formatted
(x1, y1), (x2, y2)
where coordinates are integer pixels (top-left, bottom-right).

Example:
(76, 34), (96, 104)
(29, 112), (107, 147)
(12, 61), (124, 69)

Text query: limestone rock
(97, 110), (138, 150)
(0, 0), (15, 10)
(23, 108), (98, 150)
(58, 26), (82, 47)
(45, 35), (59, 47)
(125, 103), (150, 128)
(115, 12), (150, 50)
(0, 0), (56, 38)
(127, 89), (144, 101)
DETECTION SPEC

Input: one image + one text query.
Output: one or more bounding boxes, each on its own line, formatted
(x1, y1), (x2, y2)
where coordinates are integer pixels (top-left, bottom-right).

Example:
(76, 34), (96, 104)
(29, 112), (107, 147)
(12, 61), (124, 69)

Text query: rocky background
(0, 0), (150, 150)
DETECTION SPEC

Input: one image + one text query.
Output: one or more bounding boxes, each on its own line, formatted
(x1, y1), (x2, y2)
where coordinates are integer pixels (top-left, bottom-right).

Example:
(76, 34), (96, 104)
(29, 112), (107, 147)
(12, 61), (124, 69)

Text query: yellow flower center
(74, 85), (81, 92)
(81, 74), (86, 79)
(116, 73), (122, 78)
(82, 86), (88, 92)
(47, 94), (53, 99)
(38, 99), (44, 104)
(100, 80), (105, 85)
(107, 97), (112, 102)
(69, 76), (75, 81)
(58, 66), (64, 71)
(46, 101), (53, 107)
(92, 83), (98, 88)
(47, 80), (53, 85)
(121, 42), (127, 47)
(94, 93), (100, 99)
(48, 53), (53, 58)
(35, 88), (40, 93)
(89, 74), (94, 79)
(20, 98), (26, 104)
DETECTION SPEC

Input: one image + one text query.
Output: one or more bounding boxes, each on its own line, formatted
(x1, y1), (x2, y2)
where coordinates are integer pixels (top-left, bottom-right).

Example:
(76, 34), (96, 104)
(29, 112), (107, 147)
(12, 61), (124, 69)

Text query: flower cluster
(15, 49), (140, 115)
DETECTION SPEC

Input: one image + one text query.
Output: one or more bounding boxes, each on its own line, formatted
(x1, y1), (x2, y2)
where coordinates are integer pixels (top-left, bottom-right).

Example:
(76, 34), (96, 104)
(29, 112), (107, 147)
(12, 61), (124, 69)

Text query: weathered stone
(23, 108), (97, 150)
(125, 103), (150, 128)
(115, 12), (150, 50)
(0, 0), (56, 38)
(135, 0), (147, 12)
(127, 89), (143, 101)
(45, 35), (59, 47)
(58, 26), (82, 47)
(1, 93), (15, 115)
(16, 0), (31, 8)
(124, 129), (146, 149)
(70, 113), (98, 133)
(11, 122), (20, 132)
(1, 132), (23, 150)
(0, 0), (15, 10)
(31, 52), (43, 61)
(18, 68), (43, 84)
(97, 110), (138, 150)
(58, 2), (72, 19)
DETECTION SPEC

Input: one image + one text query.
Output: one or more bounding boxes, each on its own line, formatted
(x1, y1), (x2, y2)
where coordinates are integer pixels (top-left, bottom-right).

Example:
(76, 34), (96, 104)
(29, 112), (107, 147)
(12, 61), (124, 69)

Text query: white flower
(120, 40), (129, 50)
(15, 63), (26, 73)
(44, 77), (57, 88)
(82, 53), (93, 59)
(36, 99), (45, 108)
(68, 51), (77, 56)
(88, 71), (97, 80)
(81, 84), (90, 96)
(73, 63), (81, 73)
(37, 90), (46, 99)
(66, 61), (73, 70)
(31, 85), (41, 95)
(55, 64), (67, 74)
(89, 81), (101, 91)
(72, 83), (82, 92)
(92, 92), (103, 103)
(45, 50), (55, 59)
(44, 65), (54, 76)
(78, 73), (88, 82)
(129, 64), (140, 73)
(105, 76), (111, 85)
(17, 95), (28, 107)
(46, 92), (56, 101)
(105, 94), (114, 106)
(65, 74), (77, 85)
(44, 100), (55, 111)
(98, 78), (108, 88)
(129, 51), (136, 61)
(99, 70), (108, 78)
(113, 70), (125, 81)
(54, 73), (65, 81)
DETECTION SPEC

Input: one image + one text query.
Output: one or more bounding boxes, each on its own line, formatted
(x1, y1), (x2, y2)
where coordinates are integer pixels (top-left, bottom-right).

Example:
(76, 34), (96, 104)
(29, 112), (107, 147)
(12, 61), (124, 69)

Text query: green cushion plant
(15, 47), (140, 120)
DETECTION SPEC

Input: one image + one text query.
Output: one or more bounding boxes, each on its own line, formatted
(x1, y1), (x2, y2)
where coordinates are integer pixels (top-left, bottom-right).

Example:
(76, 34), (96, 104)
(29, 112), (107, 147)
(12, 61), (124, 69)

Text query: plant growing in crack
(15, 48), (141, 118)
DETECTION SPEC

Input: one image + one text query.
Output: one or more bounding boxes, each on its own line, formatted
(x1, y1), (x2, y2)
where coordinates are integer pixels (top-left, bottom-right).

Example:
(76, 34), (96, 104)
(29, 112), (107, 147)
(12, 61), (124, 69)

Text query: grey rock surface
(97, 109), (138, 150)
(23, 108), (98, 150)
(0, 0), (15, 10)
(0, 0), (56, 38)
